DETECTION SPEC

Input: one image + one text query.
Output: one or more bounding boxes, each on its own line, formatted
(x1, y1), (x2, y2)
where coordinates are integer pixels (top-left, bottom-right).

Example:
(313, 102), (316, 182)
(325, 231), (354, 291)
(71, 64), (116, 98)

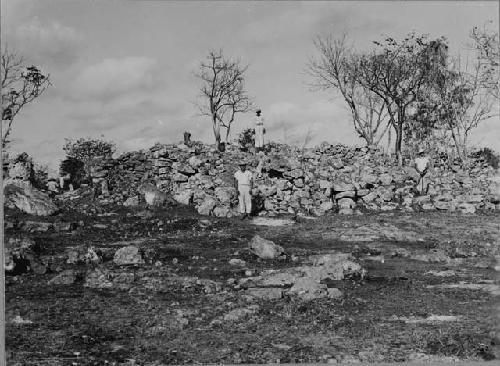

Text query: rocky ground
(4, 202), (500, 365)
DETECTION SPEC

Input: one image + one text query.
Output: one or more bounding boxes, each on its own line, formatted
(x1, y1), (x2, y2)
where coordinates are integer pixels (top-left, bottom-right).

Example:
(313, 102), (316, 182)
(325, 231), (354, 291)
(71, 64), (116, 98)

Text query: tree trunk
(394, 106), (404, 166)
(225, 125), (231, 144)
(212, 115), (221, 150)
(395, 123), (403, 166)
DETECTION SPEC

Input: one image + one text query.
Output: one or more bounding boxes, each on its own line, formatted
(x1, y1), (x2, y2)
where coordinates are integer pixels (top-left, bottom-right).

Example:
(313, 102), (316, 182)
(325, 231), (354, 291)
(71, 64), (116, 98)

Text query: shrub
(63, 137), (116, 180)
(471, 147), (499, 169)
(59, 157), (86, 188)
(238, 128), (255, 151)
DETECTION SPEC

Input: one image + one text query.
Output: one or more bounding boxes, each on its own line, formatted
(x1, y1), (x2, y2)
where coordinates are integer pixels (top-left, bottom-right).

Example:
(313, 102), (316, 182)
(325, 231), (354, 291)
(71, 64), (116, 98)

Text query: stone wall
(88, 141), (500, 216)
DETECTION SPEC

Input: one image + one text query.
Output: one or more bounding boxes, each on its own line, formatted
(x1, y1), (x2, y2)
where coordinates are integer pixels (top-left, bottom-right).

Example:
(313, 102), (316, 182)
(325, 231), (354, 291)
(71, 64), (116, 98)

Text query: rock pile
(81, 141), (500, 217)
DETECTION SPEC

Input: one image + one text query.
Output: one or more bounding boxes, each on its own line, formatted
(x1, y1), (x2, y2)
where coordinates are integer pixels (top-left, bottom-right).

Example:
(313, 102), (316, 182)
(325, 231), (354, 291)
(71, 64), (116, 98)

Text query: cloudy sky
(1, 0), (499, 169)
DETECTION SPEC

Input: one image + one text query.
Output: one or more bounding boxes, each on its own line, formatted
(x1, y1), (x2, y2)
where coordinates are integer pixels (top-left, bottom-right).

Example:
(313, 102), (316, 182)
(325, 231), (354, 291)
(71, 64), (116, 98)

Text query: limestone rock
(319, 180), (333, 189)
(173, 190), (193, 205)
(139, 184), (168, 207)
(337, 197), (355, 209)
(123, 196), (140, 206)
(113, 246), (144, 266)
(4, 182), (58, 216)
(319, 201), (334, 212)
(248, 235), (284, 259)
(85, 268), (113, 289)
(458, 202), (476, 214)
(333, 182), (355, 192)
(287, 277), (328, 300)
(197, 195), (217, 216)
(48, 269), (79, 285)
(215, 186), (237, 204)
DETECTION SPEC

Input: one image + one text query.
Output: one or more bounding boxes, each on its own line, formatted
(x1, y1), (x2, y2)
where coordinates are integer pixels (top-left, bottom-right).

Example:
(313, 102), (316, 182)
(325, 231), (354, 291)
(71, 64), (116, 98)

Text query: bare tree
(308, 35), (391, 147)
(1, 48), (51, 148)
(438, 57), (497, 161)
(357, 34), (448, 165)
(196, 49), (252, 151)
(470, 22), (499, 100)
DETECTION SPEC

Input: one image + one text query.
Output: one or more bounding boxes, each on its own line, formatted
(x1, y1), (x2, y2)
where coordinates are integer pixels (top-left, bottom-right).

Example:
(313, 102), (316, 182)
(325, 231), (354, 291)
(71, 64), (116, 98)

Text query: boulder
(173, 190), (193, 205)
(287, 277), (328, 300)
(379, 173), (393, 186)
(319, 180), (333, 189)
(213, 206), (231, 218)
(197, 195), (217, 216)
(333, 182), (355, 192)
(171, 172), (189, 182)
(140, 184), (168, 206)
(359, 173), (378, 187)
(248, 235), (284, 259)
(319, 201), (334, 212)
(123, 196), (140, 206)
(458, 202), (476, 214)
(335, 191), (356, 199)
(337, 197), (355, 209)
(175, 164), (196, 175)
(215, 186), (237, 204)
(113, 246), (144, 266)
(4, 182), (58, 216)
(188, 156), (203, 168)
(84, 268), (113, 289)
(339, 207), (354, 215)
(48, 269), (79, 285)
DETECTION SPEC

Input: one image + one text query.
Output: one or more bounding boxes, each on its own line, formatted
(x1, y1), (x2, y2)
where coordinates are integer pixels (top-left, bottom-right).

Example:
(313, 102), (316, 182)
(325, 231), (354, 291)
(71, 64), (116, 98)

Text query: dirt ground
(4, 203), (500, 365)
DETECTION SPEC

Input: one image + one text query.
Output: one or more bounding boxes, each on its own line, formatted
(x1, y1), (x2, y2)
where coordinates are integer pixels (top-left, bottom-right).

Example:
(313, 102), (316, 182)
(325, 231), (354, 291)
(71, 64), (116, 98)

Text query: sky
(1, 0), (499, 170)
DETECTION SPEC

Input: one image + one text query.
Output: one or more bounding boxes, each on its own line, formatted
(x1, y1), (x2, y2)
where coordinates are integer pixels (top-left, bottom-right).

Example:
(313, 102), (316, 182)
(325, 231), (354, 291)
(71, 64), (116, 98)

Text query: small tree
(1, 49), (51, 148)
(63, 137), (115, 180)
(196, 49), (252, 151)
(308, 35), (391, 147)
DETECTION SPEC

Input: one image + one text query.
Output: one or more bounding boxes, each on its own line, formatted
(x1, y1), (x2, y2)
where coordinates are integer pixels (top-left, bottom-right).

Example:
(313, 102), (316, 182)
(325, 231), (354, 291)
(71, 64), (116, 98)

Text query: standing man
(254, 109), (265, 152)
(414, 148), (431, 195)
(234, 160), (253, 220)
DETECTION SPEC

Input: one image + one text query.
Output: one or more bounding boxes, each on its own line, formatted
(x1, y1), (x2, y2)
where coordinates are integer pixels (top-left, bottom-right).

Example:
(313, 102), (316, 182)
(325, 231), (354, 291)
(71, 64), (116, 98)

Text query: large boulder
(197, 195), (217, 216)
(215, 186), (237, 204)
(248, 235), (284, 259)
(4, 182), (58, 216)
(113, 246), (144, 266)
(139, 184), (168, 207)
(173, 190), (193, 205)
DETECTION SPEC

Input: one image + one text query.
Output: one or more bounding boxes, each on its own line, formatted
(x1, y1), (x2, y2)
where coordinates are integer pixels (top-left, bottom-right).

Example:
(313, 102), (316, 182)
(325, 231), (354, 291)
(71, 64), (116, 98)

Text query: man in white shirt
(254, 109), (265, 152)
(234, 161), (253, 219)
(414, 148), (431, 194)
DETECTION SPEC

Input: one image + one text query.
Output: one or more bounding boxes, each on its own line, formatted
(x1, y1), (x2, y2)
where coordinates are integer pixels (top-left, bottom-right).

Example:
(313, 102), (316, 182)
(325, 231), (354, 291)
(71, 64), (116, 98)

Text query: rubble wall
(89, 142), (500, 217)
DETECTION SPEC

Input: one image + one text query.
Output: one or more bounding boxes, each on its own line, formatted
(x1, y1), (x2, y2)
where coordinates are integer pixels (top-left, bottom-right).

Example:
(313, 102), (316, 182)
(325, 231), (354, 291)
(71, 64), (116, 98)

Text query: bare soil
(5, 204), (500, 365)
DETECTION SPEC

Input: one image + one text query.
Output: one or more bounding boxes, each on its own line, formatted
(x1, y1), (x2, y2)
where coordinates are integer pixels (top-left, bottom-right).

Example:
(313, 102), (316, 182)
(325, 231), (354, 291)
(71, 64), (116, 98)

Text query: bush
(59, 157), (86, 188)
(63, 137), (116, 180)
(238, 128), (255, 151)
(31, 163), (49, 190)
(471, 147), (499, 169)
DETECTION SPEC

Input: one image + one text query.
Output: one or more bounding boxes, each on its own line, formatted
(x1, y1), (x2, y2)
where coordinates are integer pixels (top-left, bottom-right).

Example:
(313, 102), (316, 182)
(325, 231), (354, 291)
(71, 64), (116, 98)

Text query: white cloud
(14, 17), (84, 66)
(70, 57), (160, 101)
